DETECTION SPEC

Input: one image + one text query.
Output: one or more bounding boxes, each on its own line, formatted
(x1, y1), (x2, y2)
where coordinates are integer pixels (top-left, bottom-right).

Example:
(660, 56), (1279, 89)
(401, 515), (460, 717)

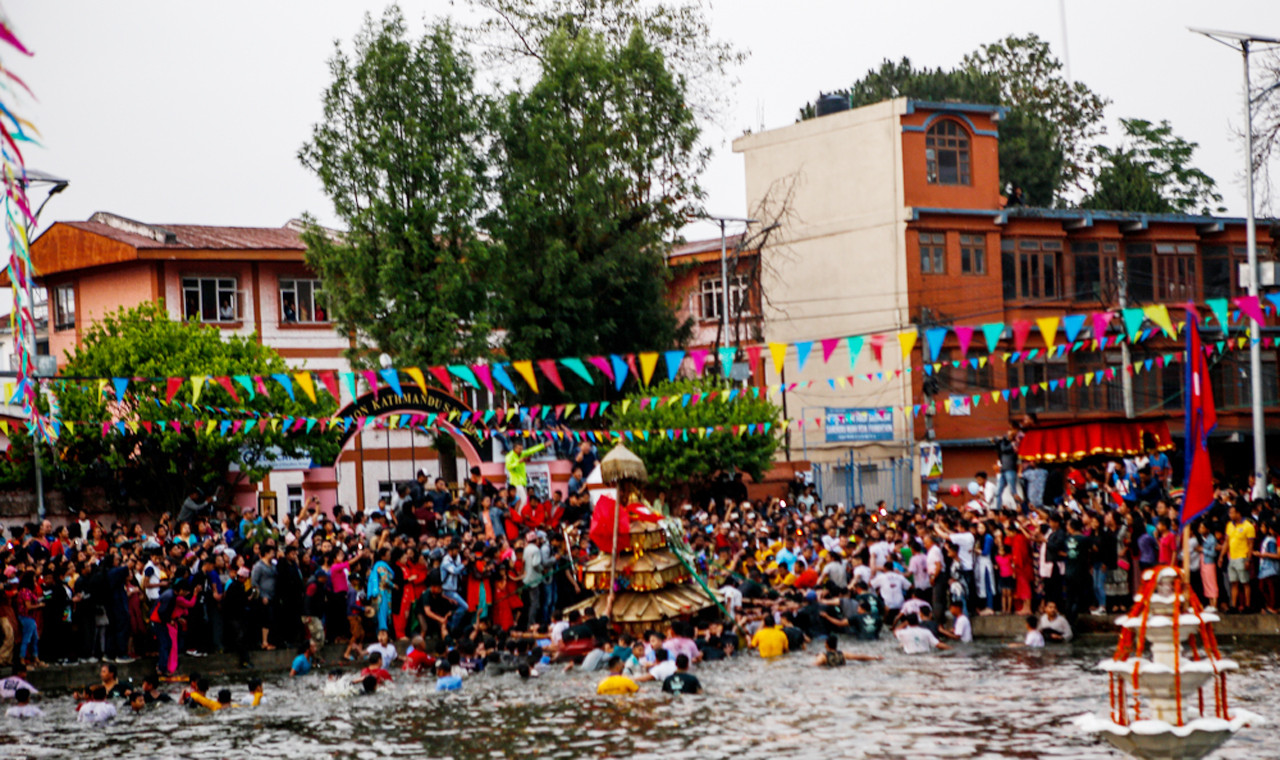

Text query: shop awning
(1018, 419), (1174, 464)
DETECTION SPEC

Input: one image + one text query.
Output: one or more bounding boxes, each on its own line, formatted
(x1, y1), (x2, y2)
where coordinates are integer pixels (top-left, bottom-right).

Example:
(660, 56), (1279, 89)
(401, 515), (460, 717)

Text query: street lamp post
(21, 172), (69, 519)
(1190, 28), (1280, 496)
(701, 214), (757, 361)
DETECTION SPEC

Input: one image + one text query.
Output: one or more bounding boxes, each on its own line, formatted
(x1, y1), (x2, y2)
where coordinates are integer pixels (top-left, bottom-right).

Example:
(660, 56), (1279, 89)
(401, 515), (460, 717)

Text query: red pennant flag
(1011, 321), (1032, 353)
(589, 496), (629, 554)
(869, 334), (885, 365)
(428, 366), (452, 393)
(746, 345), (762, 373)
(318, 371), (340, 401)
(214, 376), (240, 403)
(165, 377), (183, 403)
(1182, 313), (1218, 526)
(536, 359), (564, 392)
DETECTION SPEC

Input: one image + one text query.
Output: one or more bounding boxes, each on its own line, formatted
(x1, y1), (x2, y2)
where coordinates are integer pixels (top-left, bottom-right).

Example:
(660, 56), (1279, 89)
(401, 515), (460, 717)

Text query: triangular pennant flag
(404, 367), (428, 395)
(1204, 298), (1229, 329)
(719, 346), (736, 378)
(795, 341), (814, 371)
(690, 348), (710, 375)
(663, 350), (685, 382)
(342, 372), (358, 401)
(925, 326), (948, 362)
(846, 336), (864, 368)
(587, 356), (614, 382)
(1035, 316), (1059, 348)
(112, 377), (129, 401)
(491, 363), (518, 395)
(1235, 295), (1265, 325)
(534, 360), (563, 392)
(821, 337), (840, 363)
(214, 375), (241, 403)
(511, 361), (539, 393)
(768, 342), (787, 374)
(468, 363), (491, 394)
(294, 372), (317, 403)
(638, 352), (660, 386)
(981, 322), (1004, 353)
(745, 345), (761, 374)
(1062, 314), (1086, 344)
(165, 377), (183, 404)
(428, 366), (452, 393)
(1121, 308), (1145, 341)
(235, 374), (257, 401)
(897, 330), (917, 362)
(609, 355), (629, 391)
(561, 358), (593, 386)
(953, 326), (973, 357)
(378, 368), (403, 397)
(271, 373), (295, 402)
(1011, 321), (1033, 352)
(192, 375), (208, 404)
(1142, 304), (1176, 338)
(1091, 310), (1113, 341)
(869, 334), (885, 365)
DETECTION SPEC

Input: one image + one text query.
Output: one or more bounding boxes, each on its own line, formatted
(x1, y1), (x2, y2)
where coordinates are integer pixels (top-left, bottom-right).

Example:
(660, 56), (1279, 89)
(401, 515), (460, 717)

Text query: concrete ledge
(972, 612), (1280, 639)
(22, 643), (351, 693)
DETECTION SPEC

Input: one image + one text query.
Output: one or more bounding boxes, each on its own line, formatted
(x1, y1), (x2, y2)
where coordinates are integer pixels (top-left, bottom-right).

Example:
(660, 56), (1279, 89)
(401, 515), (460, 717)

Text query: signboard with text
(824, 407), (894, 443)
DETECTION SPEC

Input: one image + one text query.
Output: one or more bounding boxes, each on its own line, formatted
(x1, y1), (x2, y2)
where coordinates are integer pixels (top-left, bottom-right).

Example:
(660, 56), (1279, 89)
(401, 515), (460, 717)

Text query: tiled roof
(669, 233), (747, 258)
(58, 215), (306, 250)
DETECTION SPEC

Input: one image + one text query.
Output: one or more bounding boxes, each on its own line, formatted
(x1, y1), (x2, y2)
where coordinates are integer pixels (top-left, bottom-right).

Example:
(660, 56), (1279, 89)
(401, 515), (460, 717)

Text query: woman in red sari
(491, 561), (524, 632)
(1009, 522), (1034, 613)
(395, 549), (430, 640)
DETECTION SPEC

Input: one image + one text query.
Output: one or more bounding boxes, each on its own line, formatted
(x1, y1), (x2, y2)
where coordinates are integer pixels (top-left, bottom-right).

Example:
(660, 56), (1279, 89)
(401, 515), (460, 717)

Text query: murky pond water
(2, 640), (1275, 759)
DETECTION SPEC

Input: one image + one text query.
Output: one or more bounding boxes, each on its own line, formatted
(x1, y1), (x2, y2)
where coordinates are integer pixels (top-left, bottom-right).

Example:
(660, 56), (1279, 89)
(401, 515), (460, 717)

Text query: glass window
(280, 279), (329, 324)
(960, 234), (985, 274)
(1006, 239), (1063, 300)
(1002, 249), (1016, 299)
(53, 284), (75, 331)
(925, 120), (970, 185)
(182, 277), (239, 323)
(1125, 244), (1153, 303)
(700, 276), (749, 320)
(919, 232), (945, 274)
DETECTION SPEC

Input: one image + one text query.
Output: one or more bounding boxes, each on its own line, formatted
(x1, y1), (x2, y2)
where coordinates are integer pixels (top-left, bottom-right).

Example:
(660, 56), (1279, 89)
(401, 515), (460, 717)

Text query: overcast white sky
(9, 1), (1280, 246)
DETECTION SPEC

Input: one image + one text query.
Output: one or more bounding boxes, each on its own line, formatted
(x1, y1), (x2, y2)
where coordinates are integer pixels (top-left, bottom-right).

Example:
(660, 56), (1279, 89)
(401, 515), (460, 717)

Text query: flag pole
(606, 488), (621, 617)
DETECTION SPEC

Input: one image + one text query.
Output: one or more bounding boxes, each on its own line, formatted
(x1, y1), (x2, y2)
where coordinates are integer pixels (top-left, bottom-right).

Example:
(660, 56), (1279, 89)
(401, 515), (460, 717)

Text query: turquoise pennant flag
(1121, 308), (1145, 341)
(561, 357), (594, 385)
(846, 336), (864, 368)
(982, 322), (1004, 353)
(1205, 298), (1229, 329)
(719, 346), (736, 377)
(447, 365), (479, 389)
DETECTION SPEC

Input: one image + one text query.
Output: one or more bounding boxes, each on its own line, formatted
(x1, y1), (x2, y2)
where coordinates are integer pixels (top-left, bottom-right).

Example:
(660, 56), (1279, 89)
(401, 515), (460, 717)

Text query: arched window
(925, 119), (970, 185)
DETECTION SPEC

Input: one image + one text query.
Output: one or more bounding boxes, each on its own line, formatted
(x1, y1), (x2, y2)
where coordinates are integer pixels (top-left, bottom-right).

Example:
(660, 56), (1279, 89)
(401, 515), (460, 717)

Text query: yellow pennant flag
(898, 329), (918, 362)
(96, 379), (108, 400)
(991, 391), (1001, 402)
(1142, 305), (1177, 339)
(405, 367), (427, 394)
(638, 352), (659, 386)
(1035, 316), (1059, 348)
(294, 371), (317, 403)
(979, 356), (988, 368)
(192, 376), (207, 405)
(621, 399), (632, 415)
(0, 420), (7, 436)
(768, 343), (787, 375)
(1084, 373), (1094, 387)
(204, 420), (216, 436)
(511, 360), (539, 393)
(126, 421), (140, 434)
(270, 419), (281, 432)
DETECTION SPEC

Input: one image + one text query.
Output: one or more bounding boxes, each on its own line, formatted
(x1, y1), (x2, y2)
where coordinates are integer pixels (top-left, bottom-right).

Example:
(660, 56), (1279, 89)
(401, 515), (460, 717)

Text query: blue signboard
(824, 407), (894, 443)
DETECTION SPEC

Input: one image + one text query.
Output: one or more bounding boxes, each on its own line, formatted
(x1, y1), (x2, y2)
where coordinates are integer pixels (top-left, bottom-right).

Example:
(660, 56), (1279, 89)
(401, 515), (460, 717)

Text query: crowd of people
(2, 426), (1279, 719)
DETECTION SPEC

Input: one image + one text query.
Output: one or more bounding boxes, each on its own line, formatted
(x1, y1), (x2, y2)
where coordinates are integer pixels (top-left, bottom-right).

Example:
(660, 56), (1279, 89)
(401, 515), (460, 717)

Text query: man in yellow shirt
(1225, 505), (1256, 610)
(750, 619), (790, 658)
(596, 657), (640, 695)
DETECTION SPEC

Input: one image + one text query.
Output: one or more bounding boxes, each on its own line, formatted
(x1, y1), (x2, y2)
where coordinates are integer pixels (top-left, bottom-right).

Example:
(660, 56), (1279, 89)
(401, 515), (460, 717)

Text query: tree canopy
(488, 27), (699, 363)
(1082, 118), (1223, 215)
(298, 9), (495, 370)
(607, 378), (781, 489)
(18, 302), (338, 515)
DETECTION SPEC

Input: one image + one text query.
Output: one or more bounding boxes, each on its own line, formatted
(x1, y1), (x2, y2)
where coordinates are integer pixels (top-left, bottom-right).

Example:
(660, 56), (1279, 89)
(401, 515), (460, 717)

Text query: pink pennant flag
(820, 338), (840, 363)
(473, 364), (495, 395)
(954, 325), (974, 357)
(536, 359), (565, 392)
(231, 420), (244, 434)
(1235, 295), (1265, 325)
(255, 376), (270, 398)
(1011, 321), (1033, 353)
(587, 356), (614, 382)
(1091, 311), (1112, 342)
(690, 349), (710, 375)
(359, 370), (378, 398)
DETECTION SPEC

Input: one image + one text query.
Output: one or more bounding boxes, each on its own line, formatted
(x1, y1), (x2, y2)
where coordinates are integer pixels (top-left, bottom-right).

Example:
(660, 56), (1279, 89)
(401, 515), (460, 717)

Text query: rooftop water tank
(815, 92), (850, 117)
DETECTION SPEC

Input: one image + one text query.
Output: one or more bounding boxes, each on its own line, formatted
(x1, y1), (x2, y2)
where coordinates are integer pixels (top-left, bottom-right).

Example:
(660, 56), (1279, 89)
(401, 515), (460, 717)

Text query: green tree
(1082, 118), (1223, 214)
(39, 302), (338, 516)
(298, 7), (494, 369)
(488, 27), (698, 365)
(801, 34), (1107, 205)
(607, 378), (781, 489)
